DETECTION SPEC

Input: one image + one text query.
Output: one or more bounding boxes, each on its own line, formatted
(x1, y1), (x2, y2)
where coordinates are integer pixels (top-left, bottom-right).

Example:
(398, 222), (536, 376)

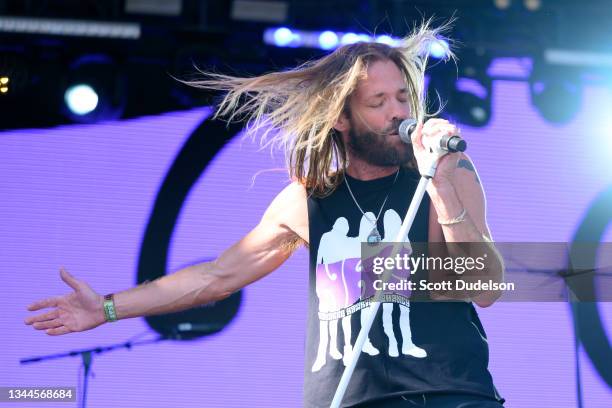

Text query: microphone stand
(20, 333), (170, 408)
(330, 140), (455, 407)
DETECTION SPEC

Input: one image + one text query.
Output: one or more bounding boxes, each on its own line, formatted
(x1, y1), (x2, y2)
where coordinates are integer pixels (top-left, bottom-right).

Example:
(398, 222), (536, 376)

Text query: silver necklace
(344, 169), (400, 244)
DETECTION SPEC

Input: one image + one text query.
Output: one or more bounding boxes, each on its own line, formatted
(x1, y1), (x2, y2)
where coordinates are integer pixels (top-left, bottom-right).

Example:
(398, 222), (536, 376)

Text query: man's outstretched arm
(25, 181), (307, 335)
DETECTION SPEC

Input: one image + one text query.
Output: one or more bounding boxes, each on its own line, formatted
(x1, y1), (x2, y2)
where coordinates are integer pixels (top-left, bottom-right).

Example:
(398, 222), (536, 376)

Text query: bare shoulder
(261, 180), (309, 247)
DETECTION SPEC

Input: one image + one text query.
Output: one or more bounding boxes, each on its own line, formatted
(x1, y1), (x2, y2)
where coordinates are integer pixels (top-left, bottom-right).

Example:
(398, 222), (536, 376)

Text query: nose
(388, 98), (410, 125)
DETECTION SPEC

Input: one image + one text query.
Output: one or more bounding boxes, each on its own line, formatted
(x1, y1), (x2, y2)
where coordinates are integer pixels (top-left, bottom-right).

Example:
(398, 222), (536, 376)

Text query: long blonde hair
(185, 19), (453, 196)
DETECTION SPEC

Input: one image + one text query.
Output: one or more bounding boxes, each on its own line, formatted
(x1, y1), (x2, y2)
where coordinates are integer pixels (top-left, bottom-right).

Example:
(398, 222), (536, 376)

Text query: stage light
(273, 27), (294, 46)
(0, 76), (7, 94)
(0, 54), (29, 97)
(375, 35), (395, 46)
(61, 55), (126, 123)
(126, 0), (182, 16)
(319, 31), (338, 50)
(0, 16), (140, 39)
(429, 39), (450, 59)
(341, 32), (360, 45)
(524, 0), (541, 11)
(264, 28), (391, 50)
(494, 0), (511, 10)
(64, 84), (99, 115)
(230, 0), (288, 23)
(544, 48), (612, 69)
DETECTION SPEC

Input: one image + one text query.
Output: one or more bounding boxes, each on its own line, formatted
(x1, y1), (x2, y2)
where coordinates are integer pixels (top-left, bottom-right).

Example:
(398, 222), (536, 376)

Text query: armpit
(281, 234), (309, 252)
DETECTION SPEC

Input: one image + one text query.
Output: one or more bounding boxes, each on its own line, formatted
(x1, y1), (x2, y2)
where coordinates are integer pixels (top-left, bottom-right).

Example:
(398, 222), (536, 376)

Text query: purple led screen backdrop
(2, 66), (611, 407)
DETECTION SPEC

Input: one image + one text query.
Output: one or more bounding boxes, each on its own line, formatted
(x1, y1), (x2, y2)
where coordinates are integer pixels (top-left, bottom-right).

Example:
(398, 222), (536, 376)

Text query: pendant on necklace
(367, 227), (382, 244)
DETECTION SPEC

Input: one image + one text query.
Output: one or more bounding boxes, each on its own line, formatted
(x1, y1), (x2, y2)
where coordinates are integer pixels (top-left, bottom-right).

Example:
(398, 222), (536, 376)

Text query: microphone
(398, 118), (467, 153)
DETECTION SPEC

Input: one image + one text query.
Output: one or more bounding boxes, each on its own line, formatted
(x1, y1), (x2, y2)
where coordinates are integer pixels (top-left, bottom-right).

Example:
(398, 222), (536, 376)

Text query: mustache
(382, 118), (403, 135)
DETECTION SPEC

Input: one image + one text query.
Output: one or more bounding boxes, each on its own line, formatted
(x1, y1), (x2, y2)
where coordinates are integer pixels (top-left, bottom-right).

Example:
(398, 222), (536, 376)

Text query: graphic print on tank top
(305, 169), (504, 407)
(311, 208), (427, 373)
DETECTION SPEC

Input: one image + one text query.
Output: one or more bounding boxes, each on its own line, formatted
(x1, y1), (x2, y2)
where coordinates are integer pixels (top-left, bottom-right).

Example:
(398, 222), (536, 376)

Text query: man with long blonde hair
(25, 21), (506, 407)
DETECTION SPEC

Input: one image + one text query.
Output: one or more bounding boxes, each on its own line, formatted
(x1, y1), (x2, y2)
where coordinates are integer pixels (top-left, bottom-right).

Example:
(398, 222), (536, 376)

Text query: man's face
(343, 59), (414, 166)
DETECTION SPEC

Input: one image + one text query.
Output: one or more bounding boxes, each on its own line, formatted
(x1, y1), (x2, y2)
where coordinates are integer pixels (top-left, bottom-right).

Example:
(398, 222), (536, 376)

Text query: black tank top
(305, 166), (504, 407)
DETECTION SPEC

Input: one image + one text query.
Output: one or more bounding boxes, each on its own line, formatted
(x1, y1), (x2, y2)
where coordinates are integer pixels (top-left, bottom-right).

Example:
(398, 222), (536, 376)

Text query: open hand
(24, 267), (106, 335)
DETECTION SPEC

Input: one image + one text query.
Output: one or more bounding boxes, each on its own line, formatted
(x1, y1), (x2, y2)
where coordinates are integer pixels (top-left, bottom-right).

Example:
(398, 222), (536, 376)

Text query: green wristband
(103, 294), (118, 322)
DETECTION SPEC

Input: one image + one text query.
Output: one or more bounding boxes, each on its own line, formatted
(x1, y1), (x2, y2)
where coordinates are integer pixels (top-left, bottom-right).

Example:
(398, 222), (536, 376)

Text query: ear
(333, 110), (350, 133)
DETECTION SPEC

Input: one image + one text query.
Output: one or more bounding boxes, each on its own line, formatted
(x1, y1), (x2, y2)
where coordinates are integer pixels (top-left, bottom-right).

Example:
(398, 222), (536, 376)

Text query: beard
(347, 118), (414, 167)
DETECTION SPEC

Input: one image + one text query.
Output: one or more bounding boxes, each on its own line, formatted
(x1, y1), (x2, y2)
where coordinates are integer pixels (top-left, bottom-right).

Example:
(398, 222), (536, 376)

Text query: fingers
(430, 119), (460, 135)
(410, 122), (425, 150)
(27, 297), (59, 311)
(25, 309), (59, 325)
(425, 117), (453, 128)
(32, 319), (63, 331)
(426, 119), (457, 136)
(60, 266), (81, 291)
(411, 119), (460, 149)
(420, 119), (461, 151)
(46, 326), (71, 336)
(432, 126), (458, 141)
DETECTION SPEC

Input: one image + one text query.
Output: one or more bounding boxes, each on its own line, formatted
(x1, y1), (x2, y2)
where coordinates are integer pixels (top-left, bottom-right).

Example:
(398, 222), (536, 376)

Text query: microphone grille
(398, 118), (417, 143)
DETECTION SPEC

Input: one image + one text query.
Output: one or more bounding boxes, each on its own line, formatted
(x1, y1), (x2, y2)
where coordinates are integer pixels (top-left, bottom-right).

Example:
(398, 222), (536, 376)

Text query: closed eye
(370, 97), (408, 108)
